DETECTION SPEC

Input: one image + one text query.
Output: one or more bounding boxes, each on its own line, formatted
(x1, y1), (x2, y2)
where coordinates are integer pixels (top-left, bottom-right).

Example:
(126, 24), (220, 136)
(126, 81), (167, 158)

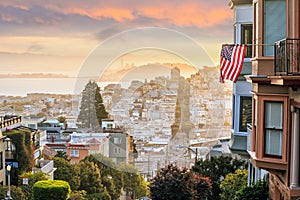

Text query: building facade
(245, 0), (300, 199)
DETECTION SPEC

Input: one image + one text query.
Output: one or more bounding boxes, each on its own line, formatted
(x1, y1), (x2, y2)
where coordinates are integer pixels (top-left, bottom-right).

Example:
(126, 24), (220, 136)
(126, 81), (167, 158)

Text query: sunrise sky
(0, 0), (233, 77)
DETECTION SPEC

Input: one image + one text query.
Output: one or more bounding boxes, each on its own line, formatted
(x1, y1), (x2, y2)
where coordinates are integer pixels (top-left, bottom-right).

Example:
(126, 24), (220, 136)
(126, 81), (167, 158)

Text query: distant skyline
(0, 0), (233, 77)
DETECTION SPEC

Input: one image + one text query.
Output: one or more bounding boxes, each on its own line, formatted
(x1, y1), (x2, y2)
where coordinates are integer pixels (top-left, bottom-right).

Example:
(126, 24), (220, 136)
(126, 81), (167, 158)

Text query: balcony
(275, 38), (300, 75)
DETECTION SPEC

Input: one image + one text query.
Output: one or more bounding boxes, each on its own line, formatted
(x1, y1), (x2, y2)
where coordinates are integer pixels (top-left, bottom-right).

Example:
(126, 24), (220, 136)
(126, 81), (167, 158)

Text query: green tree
(77, 81), (108, 128)
(192, 156), (247, 200)
(120, 163), (149, 199)
(219, 169), (248, 200)
(235, 179), (268, 200)
(4, 130), (34, 185)
(78, 159), (110, 199)
(53, 157), (81, 191)
(19, 172), (49, 200)
(83, 154), (123, 200)
(57, 116), (66, 123)
(150, 165), (211, 200)
(54, 150), (70, 161)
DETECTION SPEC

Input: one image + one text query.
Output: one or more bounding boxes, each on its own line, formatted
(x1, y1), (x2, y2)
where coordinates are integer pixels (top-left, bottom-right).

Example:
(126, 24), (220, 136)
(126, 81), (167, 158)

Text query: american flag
(220, 44), (246, 83)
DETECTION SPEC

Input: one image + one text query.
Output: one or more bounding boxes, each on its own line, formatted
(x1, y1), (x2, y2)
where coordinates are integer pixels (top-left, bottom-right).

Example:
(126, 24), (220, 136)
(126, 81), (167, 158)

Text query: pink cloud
(0, 1), (232, 28)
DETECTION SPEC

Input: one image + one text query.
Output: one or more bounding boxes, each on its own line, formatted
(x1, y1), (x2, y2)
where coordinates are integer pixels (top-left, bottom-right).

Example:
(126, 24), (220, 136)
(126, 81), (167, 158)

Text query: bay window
(263, 0), (286, 56)
(264, 101), (283, 157)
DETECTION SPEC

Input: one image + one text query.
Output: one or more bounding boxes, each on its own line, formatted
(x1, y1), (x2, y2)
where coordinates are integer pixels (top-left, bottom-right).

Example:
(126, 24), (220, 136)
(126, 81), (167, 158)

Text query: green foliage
(53, 157), (80, 191)
(54, 150), (70, 161)
(192, 156), (247, 200)
(32, 180), (71, 200)
(120, 163), (149, 199)
(57, 116), (67, 123)
(85, 192), (111, 200)
(150, 165), (212, 200)
(219, 169), (248, 200)
(5, 130), (34, 184)
(19, 172), (49, 200)
(69, 190), (87, 200)
(235, 180), (269, 200)
(84, 154), (124, 200)
(77, 81), (108, 128)
(0, 185), (26, 200)
(78, 159), (107, 196)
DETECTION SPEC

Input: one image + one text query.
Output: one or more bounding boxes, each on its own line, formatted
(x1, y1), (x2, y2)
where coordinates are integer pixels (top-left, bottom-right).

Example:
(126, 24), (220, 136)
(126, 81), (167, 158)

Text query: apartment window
(264, 101), (283, 157)
(107, 123), (113, 129)
(114, 137), (122, 144)
(114, 147), (121, 154)
(239, 96), (252, 132)
(241, 24), (253, 58)
(70, 150), (79, 157)
(263, 0), (286, 56)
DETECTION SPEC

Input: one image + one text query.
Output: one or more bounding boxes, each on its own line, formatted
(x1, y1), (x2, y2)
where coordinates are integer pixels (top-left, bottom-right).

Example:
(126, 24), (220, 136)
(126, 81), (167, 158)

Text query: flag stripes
(220, 45), (246, 83)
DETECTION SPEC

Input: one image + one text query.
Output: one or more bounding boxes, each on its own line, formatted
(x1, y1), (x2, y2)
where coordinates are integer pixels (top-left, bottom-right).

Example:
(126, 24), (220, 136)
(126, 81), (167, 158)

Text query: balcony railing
(275, 38), (300, 75)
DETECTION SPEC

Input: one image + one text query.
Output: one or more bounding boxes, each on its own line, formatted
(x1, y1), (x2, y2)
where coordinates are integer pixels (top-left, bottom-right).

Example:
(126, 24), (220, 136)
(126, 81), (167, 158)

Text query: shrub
(236, 179), (269, 200)
(32, 180), (71, 200)
(0, 185), (26, 200)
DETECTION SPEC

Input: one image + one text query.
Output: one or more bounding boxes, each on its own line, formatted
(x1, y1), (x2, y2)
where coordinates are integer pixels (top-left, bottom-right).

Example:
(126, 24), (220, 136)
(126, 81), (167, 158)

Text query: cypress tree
(77, 81), (108, 128)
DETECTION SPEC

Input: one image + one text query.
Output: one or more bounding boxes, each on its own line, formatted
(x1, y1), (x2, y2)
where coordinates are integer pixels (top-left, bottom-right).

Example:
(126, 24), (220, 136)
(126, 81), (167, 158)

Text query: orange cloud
(58, 7), (135, 22)
(137, 3), (232, 27)
(0, 1), (232, 27)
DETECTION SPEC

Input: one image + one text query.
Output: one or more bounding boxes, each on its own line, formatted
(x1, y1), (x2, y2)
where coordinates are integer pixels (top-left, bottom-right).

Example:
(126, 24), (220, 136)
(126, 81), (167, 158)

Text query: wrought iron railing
(275, 38), (300, 75)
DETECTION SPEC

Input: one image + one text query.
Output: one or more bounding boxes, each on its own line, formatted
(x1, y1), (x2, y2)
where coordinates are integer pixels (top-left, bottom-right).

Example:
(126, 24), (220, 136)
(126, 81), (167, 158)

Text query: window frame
(241, 24), (253, 58)
(256, 95), (288, 161)
(70, 149), (79, 157)
(263, 101), (283, 158)
(239, 96), (252, 132)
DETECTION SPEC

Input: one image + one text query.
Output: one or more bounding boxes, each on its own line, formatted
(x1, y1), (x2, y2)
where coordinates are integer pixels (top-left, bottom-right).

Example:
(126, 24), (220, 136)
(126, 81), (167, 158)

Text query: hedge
(32, 180), (71, 200)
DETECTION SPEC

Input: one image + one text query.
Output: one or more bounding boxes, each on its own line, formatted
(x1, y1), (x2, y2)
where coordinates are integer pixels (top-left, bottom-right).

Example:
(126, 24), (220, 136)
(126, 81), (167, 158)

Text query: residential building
(66, 132), (110, 164)
(102, 119), (131, 164)
(228, 0), (268, 185)
(245, 0), (300, 199)
(228, 0), (253, 159)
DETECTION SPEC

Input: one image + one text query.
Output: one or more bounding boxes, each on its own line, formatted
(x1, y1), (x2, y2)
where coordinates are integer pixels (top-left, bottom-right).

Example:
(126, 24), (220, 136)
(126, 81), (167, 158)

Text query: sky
(0, 0), (233, 77)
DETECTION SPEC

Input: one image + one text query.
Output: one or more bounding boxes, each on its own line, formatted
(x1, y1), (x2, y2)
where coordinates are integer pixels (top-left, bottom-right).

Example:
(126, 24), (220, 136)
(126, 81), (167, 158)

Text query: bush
(32, 180), (71, 200)
(0, 185), (26, 200)
(236, 179), (269, 200)
(220, 169), (248, 200)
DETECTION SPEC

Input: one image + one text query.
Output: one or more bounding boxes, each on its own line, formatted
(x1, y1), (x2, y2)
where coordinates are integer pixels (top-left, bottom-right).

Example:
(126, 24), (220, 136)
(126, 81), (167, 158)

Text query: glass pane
(265, 101), (283, 128)
(241, 24), (253, 58)
(263, 0), (286, 56)
(239, 96), (252, 132)
(265, 129), (282, 156)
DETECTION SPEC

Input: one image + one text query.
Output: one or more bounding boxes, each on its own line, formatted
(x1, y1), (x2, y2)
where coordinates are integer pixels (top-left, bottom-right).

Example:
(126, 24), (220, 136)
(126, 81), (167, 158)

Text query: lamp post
(5, 165), (12, 200)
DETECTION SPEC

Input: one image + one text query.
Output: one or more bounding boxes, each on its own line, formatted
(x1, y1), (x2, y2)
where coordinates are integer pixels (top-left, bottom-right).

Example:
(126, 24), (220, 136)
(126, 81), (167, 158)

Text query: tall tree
(150, 164), (211, 200)
(192, 156), (247, 200)
(78, 159), (110, 199)
(83, 154), (124, 200)
(53, 157), (81, 191)
(77, 81), (108, 128)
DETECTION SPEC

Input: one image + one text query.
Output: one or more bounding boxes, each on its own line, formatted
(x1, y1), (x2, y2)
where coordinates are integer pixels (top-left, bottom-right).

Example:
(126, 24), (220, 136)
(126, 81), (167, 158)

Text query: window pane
(263, 0), (286, 56)
(265, 129), (282, 156)
(239, 96), (252, 132)
(265, 101), (283, 128)
(241, 24), (253, 58)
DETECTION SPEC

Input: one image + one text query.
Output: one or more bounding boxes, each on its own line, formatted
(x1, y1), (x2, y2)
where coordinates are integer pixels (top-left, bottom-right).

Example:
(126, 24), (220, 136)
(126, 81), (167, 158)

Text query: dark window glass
(239, 96), (252, 132)
(241, 24), (253, 58)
